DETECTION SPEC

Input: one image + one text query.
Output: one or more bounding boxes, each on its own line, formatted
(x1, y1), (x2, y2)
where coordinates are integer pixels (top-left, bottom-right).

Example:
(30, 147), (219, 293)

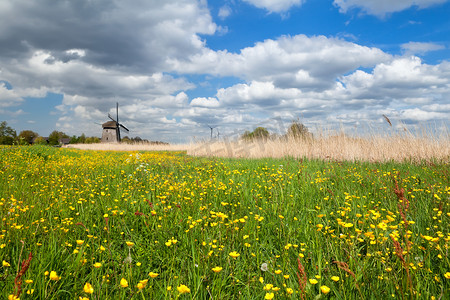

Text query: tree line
(240, 120), (312, 141)
(0, 121), (100, 145)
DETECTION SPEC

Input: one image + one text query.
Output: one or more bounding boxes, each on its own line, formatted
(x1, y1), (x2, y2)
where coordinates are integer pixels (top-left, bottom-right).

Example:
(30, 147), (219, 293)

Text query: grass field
(1, 145), (449, 299)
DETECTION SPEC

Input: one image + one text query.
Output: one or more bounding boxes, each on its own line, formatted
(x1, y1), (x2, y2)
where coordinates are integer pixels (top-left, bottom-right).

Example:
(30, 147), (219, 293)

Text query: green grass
(0, 145), (449, 299)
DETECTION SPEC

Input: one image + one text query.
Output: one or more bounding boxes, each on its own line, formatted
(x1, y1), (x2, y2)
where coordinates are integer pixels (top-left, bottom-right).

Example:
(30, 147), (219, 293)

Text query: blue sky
(0, 0), (449, 142)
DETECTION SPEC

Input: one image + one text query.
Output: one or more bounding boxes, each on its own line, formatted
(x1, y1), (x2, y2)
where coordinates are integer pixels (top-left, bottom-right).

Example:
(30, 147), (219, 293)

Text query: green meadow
(0, 146), (448, 299)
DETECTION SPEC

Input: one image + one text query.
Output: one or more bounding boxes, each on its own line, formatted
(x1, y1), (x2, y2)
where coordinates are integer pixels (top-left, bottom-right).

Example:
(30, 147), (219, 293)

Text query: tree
(0, 121), (17, 145)
(286, 120), (311, 140)
(48, 131), (69, 145)
(241, 127), (269, 141)
(70, 135), (78, 144)
(33, 136), (48, 145)
(85, 136), (100, 144)
(78, 133), (86, 144)
(252, 127), (269, 140)
(18, 130), (39, 144)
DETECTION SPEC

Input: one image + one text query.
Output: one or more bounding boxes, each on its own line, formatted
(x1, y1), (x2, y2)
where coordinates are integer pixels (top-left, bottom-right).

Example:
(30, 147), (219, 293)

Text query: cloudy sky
(0, 0), (449, 142)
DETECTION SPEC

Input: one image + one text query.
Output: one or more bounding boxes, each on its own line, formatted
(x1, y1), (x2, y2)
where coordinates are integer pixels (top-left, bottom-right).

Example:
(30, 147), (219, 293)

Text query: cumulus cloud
(243, 0), (306, 13)
(334, 0), (448, 17)
(401, 42), (445, 55)
(169, 34), (391, 90)
(0, 0), (216, 72)
(190, 97), (220, 107)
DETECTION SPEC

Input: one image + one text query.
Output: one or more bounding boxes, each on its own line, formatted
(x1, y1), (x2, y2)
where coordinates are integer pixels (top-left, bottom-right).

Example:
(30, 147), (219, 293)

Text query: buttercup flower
(83, 282), (94, 294)
(50, 271), (60, 281)
(149, 272), (159, 278)
(2, 261), (11, 267)
(177, 284), (191, 294)
(212, 266), (223, 273)
(320, 285), (331, 294)
(265, 292), (274, 299)
(137, 279), (148, 290)
(309, 279), (318, 285)
(229, 251), (240, 258)
(120, 278), (128, 288)
(331, 276), (339, 282)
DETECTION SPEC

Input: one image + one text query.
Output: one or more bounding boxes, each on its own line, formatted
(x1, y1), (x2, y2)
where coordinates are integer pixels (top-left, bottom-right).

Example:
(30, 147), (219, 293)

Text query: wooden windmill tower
(101, 103), (129, 143)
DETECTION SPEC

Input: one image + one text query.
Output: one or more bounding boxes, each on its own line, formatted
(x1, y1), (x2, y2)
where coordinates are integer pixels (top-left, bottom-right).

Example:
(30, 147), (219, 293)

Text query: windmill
(207, 124), (216, 140)
(101, 102), (129, 143)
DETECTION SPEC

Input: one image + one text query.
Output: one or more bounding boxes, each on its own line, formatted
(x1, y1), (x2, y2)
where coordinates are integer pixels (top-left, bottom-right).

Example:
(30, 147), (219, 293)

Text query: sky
(0, 0), (449, 143)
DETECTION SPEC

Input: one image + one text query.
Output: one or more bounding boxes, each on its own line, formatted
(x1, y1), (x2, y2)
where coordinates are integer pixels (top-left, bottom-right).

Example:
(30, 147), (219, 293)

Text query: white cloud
(190, 97), (220, 107)
(334, 0), (448, 17)
(169, 34), (390, 90)
(399, 107), (448, 121)
(218, 5), (232, 19)
(216, 81), (301, 106)
(0, 82), (23, 107)
(401, 42), (445, 55)
(243, 0), (305, 13)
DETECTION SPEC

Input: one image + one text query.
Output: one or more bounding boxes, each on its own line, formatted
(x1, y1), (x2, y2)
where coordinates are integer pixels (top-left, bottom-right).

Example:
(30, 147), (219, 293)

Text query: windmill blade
(119, 124), (129, 132)
(108, 113), (116, 122)
(116, 102), (119, 124)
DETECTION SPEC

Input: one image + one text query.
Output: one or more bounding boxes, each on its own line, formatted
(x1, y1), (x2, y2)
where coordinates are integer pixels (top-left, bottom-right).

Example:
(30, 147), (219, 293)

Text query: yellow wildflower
(50, 271), (60, 281)
(309, 279), (318, 285)
(83, 282), (94, 294)
(137, 279), (148, 290)
(320, 285), (331, 294)
(331, 276), (339, 282)
(126, 241), (134, 247)
(229, 251), (240, 258)
(177, 284), (191, 294)
(76, 240), (84, 245)
(149, 272), (159, 278)
(93, 262), (102, 268)
(120, 278), (128, 288)
(212, 266), (223, 273)
(2, 260), (10, 267)
(265, 292), (275, 299)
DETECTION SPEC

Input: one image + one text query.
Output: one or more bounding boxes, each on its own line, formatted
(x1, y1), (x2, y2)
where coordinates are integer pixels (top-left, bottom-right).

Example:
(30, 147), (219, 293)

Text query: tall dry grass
(188, 133), (450, 162)
(66, 130), (449, 163)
